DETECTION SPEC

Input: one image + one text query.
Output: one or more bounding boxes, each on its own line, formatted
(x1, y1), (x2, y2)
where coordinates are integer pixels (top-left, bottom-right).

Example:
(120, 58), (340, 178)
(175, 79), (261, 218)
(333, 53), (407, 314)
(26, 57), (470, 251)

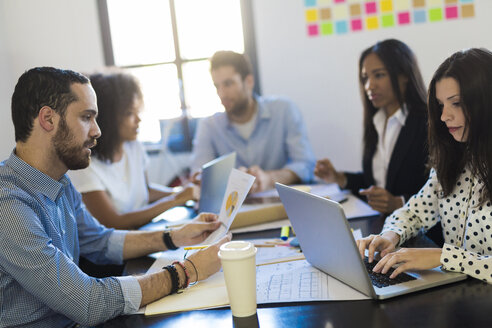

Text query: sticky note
(445, 6), (458, 19)
(445, 0), (458, 4)
(333, 4), (349, 19)
(365, 1), (378, 14)
(321, 22), (334, 34)
(460, 0), (474, 3)
(366, 16), (379, 29)
(335, 20), (349, 34)
(320, 8), (332, 20)
(461, 4), (475, 18)
(305, 0), (317, 7)
(382, 14), (395, 27)
(318, 0), (332, 5)
(429, 8), (443, 21)
(395, 0), (411, 10)
(428, 0), (442, 7)
(380, 0), (393, 12)
(351, 18), (363, 31)
(308, 24), (319, 36)
(334, 0), (346, 3)
(306, 9), (319, 22)
(413, 0), (425, 8)
(350, 4), (362, 16)
(398, 11), (411, 24)
(414, 9), (426, 23)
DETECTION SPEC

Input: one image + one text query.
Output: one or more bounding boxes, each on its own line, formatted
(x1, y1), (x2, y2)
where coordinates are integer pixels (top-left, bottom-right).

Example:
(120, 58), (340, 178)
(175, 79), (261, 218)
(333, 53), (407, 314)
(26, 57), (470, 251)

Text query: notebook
(198, 152), (236, 214)
(275, 183), (467, 300)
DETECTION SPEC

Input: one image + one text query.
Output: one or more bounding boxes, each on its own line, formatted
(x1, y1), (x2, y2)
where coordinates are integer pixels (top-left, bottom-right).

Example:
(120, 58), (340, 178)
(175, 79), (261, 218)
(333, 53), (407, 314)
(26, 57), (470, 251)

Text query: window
(99, 0), (247, 143)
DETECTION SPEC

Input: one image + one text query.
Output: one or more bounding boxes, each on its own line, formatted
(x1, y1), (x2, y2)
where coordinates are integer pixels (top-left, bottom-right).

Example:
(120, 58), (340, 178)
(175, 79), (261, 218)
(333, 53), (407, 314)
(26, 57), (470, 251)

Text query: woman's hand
(174, 183), (200, 204)
(171, 213), (221, 247)
(359, 186), (404, 213)
(314, 158), (346, 187)
(185, 234), (232, 282)
(355, 231), (400, 262)
(372, 248), (443, 279)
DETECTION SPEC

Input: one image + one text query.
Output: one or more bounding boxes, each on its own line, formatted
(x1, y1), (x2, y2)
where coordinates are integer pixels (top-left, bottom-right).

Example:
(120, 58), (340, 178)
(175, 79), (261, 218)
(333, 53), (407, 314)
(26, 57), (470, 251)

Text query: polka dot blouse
(382, 168), (492, 284)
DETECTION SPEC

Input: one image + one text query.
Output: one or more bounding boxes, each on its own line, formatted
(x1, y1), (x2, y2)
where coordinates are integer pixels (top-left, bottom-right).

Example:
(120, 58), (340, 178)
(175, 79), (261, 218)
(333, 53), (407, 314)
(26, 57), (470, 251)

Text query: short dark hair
(210, 51), (253, 79)
(428, 48), (492, 202)
(11, 67), (89, 142)
(358, 39), (427, 161)
(89, 71), (143, 163)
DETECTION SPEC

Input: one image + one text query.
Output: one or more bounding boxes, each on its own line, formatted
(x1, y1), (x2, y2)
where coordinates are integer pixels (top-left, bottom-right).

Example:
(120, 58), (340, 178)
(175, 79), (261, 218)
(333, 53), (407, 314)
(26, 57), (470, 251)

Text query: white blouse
(383, 168), (492, 283)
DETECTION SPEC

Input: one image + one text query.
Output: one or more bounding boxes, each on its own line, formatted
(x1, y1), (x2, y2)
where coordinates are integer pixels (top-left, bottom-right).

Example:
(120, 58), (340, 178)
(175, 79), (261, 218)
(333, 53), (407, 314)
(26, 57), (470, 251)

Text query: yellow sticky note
(380, 0), (393, 12)
(306, 9), (318, 22)
(366, 16), (379, 30)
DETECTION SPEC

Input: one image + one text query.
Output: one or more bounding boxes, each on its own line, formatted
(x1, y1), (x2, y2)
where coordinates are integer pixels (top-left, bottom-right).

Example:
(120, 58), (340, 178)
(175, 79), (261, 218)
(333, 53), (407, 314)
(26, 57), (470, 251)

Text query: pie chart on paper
(225, 191), (238, 217)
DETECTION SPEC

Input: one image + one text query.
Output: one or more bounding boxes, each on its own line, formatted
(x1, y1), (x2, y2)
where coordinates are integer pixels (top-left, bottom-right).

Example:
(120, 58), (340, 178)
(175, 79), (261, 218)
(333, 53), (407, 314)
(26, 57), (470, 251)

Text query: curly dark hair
(11, 67), (89, 142)
(428, 48), (492, 203)
(89, 71), (143, 162)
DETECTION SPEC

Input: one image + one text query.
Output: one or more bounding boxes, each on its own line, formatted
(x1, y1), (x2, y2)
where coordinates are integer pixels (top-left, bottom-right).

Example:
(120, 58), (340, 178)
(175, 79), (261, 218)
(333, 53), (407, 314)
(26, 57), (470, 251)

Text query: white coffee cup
(218, 241), (257, 317)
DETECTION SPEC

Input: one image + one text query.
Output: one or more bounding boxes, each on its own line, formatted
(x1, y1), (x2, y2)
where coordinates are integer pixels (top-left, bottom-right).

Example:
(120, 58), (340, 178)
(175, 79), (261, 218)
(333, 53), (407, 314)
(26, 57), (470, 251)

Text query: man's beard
(53, 117), (95, 170)
(226, 90), (250, 118)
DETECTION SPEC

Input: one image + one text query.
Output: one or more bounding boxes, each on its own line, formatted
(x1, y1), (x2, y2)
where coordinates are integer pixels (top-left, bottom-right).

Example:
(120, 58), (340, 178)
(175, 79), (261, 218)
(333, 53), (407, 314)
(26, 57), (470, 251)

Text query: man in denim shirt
(191, 51), (315, 193)
(0, 67), (229, 327)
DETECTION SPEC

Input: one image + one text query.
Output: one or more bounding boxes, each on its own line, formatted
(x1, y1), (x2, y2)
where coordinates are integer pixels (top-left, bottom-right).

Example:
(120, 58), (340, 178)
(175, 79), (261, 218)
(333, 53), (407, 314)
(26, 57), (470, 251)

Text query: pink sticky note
(445, 6), (458, 19)
(398, 12), (410, 24)
(351, 18), (363, 31)
(365, 2), (377, 14)
(308, 24), (319, 36)
(334, 0), (346, 3)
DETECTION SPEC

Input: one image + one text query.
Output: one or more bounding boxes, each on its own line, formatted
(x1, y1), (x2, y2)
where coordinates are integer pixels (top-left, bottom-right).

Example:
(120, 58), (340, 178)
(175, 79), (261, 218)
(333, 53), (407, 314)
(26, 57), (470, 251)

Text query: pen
(280, 226), (290, 241)
(183, 245), (209, 250)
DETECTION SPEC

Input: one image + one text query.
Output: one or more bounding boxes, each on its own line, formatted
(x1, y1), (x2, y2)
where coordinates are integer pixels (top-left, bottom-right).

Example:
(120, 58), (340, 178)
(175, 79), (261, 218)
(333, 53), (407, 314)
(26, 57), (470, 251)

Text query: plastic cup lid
(218, 241), (257, 260)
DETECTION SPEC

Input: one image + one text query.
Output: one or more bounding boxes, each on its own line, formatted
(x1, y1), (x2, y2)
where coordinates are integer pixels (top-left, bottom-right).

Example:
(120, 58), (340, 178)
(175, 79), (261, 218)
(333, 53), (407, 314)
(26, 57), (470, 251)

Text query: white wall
(0, 0), (104, 159)
(251, 0), (492, 172)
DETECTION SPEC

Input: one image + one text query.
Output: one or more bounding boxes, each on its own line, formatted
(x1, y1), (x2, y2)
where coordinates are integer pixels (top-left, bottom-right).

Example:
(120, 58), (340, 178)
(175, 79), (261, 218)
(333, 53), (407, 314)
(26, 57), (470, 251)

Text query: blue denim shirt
(191, 95), (315, 183)
(0, 152), (141, 327)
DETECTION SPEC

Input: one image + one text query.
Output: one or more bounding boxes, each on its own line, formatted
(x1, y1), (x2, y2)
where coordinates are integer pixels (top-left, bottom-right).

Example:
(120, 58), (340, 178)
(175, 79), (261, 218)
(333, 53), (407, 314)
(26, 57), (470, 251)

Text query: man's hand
(355, 231), (400, 263)
(359, 186), (404, 213)
(185, 234), (232, 282)
(314, 158), (346, 187)
(170, 213), (221, 247)
(246, 165), (273, 193)
(372, 248), (443, 279)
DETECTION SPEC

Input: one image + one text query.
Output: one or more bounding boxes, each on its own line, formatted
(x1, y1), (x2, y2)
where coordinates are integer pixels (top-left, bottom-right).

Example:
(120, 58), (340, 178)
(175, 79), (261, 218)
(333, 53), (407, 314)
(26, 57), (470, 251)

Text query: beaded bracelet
(184, 258), (198, 286)
(172, 261), (189, 289)
(162, 231), (178, 250)
(162, 265), (179, 295)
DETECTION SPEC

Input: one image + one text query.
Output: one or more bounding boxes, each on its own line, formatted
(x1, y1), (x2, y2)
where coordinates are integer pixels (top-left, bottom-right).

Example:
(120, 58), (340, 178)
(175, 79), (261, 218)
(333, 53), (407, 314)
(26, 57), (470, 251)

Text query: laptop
(198, 152), (236, 214)
(275, 183), (467, 300)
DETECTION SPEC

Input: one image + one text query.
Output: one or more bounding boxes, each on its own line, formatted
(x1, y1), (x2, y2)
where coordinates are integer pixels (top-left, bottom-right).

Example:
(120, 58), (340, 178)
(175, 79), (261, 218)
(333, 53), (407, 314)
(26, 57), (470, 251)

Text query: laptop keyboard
(364, 257), (416, 288)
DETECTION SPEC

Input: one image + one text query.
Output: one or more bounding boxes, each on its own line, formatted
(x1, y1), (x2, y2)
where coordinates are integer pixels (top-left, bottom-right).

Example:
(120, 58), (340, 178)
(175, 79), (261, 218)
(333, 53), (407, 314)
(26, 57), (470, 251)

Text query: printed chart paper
(203, 169), (255, 244)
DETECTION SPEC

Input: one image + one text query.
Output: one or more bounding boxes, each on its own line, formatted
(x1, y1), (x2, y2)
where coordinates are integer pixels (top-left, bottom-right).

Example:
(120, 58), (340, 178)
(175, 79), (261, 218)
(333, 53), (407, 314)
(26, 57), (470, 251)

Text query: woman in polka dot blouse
(356, 48), (492, 284)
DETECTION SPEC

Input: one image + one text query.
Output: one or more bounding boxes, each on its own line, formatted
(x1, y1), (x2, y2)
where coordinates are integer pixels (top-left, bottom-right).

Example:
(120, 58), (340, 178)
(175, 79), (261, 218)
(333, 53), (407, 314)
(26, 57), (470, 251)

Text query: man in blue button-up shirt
(191, 51), (315, 193)
(0, 67), (229, 327)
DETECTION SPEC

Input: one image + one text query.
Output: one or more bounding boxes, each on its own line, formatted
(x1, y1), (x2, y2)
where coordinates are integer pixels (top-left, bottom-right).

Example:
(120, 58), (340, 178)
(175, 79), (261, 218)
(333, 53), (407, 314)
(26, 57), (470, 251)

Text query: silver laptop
(198, 152), (236, 214)
(276, 183), (467, 300)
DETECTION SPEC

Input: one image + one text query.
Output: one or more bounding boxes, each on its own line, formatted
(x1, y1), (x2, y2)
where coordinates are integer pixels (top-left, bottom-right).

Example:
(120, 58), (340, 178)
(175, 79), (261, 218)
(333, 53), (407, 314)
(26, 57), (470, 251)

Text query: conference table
(103, 209), (492, 328)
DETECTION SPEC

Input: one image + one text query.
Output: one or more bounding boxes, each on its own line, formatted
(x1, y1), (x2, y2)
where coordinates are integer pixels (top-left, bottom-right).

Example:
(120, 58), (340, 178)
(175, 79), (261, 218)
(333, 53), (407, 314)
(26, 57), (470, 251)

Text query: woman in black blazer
(316, 39), (429, 215)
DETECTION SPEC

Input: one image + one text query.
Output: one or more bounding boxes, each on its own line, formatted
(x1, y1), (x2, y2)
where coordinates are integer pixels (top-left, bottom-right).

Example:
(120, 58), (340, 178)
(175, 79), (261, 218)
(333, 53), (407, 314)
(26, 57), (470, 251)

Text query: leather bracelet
(172, 261), (189, 289)
(162, 231), (178, 250)
(163, 265), (179, 295)
(185, 257), (198, 285)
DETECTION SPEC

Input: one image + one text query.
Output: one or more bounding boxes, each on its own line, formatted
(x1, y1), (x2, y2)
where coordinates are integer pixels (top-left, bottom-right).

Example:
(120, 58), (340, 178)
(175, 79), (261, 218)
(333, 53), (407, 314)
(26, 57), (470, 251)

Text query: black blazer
(345, 109), (429, 202)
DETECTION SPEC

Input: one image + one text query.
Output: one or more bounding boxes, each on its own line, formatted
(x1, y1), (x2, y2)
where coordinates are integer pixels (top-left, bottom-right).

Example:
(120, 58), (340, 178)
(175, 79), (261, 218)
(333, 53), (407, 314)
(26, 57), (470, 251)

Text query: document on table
(202, 169), (255, 244)
(143, 236), (368, 316)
